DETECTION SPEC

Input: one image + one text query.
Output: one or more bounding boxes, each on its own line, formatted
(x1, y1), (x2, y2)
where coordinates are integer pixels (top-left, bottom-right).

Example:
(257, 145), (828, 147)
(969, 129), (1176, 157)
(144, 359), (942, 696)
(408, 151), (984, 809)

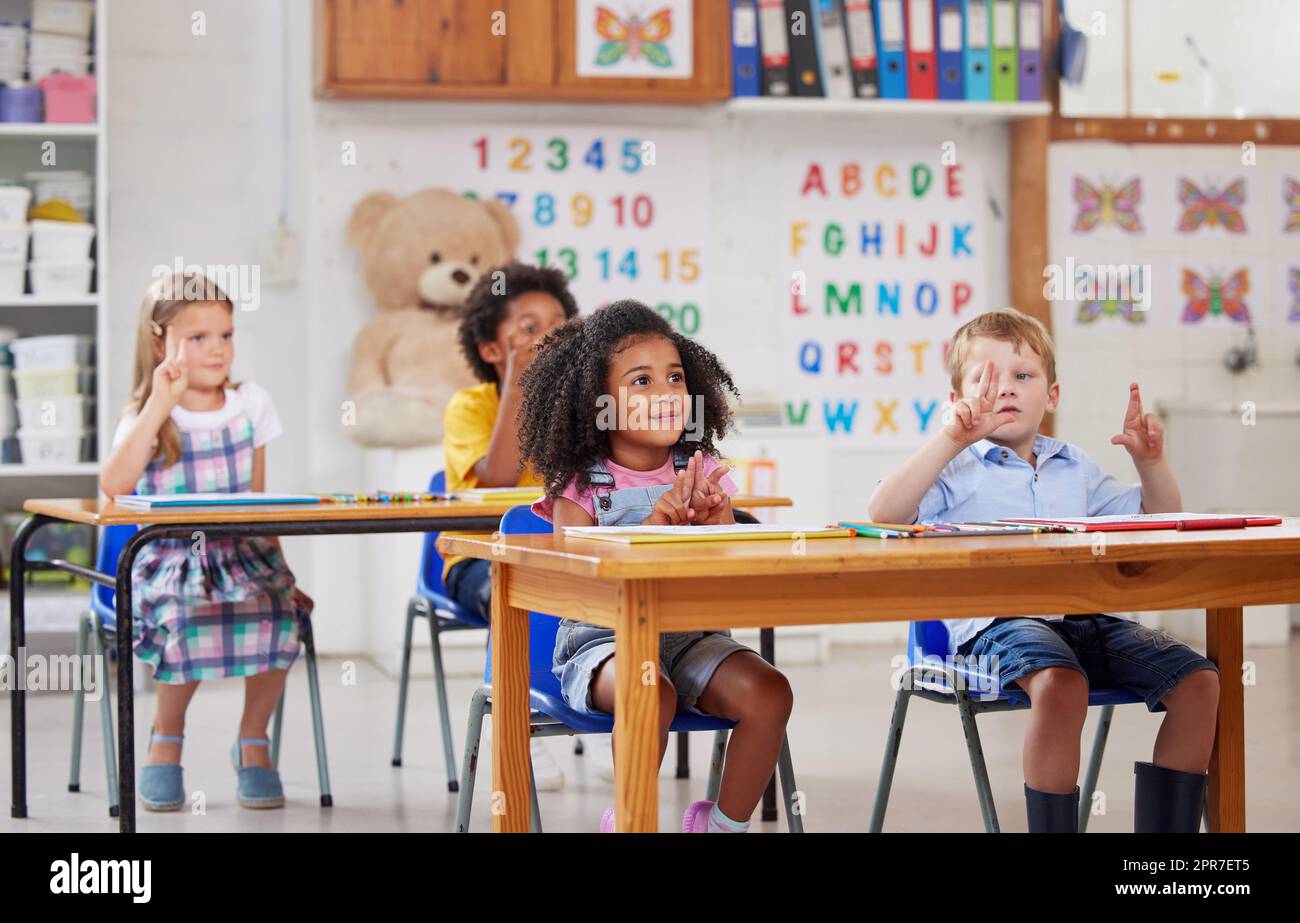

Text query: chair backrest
(91, 524), (139, 627)
(415, 470), (449, 597)
(484, 504), (560, 686)
(908, 620), (950, 666)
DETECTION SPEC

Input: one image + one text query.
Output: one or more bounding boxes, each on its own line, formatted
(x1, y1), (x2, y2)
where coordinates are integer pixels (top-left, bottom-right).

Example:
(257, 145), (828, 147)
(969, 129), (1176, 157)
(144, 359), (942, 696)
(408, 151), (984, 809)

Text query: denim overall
(551, 448), (740, 715)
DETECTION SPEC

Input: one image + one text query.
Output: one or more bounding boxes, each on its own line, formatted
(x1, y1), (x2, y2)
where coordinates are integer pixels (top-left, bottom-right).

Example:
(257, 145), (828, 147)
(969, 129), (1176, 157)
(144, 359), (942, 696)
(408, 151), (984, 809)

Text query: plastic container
(13, 364), (92, 399)
(31, 1), (95, 38)
(16, 394), (92, 429)
(28, 258), (92, 296)
(0, 22), (28, 55)
(31, 57), (93, 83)
(0, 259), (23, 297)
(28, 31), (88, 55)
(0, 224), (29, 261)
(17, 426), (85, 464)
(0, 185), (32, 227)
(38, 73), (94, 122)
(30, 219), (91, 260)
(9, 334), (92, 368)
(25, 171), (90, 214)
(0, 86), (42, 123)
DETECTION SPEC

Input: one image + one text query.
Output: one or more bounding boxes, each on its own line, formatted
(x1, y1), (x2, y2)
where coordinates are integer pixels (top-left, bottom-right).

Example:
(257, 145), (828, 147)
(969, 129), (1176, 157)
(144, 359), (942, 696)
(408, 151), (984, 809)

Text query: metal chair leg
(529, 761), (542, 833)
(1079, 704), (1114, 832)
(270, 690), (285, 770)
(429, 616), (459, 792)
(391, 600), (419, 767)
(704, 729), (729, 802)
(68, 612), (90, 792)
(92, 626), (119, 817)
(955, 688), (1000, 832)
(455, 686), (490, 832)
(573, 738), (584, 755)
(868, 684), (912, 832)
(675, 731), (690, 779)
(776, 734), (803, 833)
(301, 619), (333, 807)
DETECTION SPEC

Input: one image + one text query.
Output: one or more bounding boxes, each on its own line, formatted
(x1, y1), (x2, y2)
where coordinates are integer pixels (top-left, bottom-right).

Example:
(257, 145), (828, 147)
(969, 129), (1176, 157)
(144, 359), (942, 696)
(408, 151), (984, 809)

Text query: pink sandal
(599, 806), (616, 832)
(682, 800), (713, 833)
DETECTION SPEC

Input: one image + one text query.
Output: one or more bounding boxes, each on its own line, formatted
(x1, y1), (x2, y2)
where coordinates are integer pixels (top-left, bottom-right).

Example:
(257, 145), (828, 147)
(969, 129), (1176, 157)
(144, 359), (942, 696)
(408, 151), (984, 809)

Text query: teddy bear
(344, 187), (520, 447)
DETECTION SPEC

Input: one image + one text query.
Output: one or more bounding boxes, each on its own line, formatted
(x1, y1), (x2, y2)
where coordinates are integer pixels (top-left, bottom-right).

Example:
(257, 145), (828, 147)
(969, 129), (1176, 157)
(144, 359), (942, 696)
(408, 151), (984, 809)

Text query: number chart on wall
(778, 147), (987, 447)
(464, 127), (710, 336)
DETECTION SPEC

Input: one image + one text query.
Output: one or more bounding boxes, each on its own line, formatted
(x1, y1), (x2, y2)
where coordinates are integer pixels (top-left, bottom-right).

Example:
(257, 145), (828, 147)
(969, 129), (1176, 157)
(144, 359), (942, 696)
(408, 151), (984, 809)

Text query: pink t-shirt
(532, 453), (739, 523)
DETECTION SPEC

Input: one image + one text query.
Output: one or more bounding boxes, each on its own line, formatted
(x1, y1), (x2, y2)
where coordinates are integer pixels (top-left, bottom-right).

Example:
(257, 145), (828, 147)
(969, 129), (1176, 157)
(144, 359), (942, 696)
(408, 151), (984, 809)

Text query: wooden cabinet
(315, 0), (730, 102)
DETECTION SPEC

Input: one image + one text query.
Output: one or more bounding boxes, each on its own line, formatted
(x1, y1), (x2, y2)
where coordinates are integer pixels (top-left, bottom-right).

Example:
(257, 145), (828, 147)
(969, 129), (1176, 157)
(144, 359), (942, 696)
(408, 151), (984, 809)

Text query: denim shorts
(445, 558), (491, 622)
(957, 615), (1218, 712)
(553, 619), (749, 717)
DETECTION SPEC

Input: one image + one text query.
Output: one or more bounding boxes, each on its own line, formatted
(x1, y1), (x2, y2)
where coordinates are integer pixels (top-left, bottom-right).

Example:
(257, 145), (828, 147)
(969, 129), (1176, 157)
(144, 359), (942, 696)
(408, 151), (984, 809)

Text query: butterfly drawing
(1182, 268), (1250, 324)
(1078, 297), (1146, 324)
(1072, 176), (1142, 232)
(594, 6), (674, 67)
(1285, 178), (1300, 232)
(1289, 267), (1300, 322)
(1177, 178), (1246, 233)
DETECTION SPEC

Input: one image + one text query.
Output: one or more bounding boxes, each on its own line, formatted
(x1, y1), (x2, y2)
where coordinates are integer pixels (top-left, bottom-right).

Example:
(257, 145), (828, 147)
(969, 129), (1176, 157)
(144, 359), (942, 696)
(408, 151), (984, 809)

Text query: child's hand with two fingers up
(644, 450), (734, 526)
(150, 329), (191, 411)
(942, 359), (1018, 449)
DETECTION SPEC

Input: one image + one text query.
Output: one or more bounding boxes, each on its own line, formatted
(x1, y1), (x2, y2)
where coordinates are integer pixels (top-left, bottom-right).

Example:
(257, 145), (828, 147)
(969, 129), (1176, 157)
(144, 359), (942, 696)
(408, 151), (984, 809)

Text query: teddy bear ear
(481, 198), (522, 255)
(347, 192), (399, 249)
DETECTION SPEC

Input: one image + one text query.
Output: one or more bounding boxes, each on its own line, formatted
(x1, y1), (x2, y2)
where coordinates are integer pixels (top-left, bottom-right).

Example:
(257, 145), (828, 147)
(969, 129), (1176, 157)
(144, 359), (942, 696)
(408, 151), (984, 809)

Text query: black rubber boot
(1024, 784), (1080, 832)
(1134, 761), (1206, 833)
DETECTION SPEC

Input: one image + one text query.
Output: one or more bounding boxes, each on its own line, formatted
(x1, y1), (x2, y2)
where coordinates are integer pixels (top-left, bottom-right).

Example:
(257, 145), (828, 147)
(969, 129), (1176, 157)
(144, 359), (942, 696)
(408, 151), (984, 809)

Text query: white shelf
(0, 462), (99, 477)
(724, 98), (1052, 120)
(0, 123), (98, 138)
(0, 295), (99, 308)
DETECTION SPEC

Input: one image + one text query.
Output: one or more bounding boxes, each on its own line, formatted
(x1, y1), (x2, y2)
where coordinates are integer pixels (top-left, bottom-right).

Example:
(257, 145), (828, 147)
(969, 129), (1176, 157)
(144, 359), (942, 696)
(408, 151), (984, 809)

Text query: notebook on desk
(114, 492), (322, 509)
(561, 524), (851, 544)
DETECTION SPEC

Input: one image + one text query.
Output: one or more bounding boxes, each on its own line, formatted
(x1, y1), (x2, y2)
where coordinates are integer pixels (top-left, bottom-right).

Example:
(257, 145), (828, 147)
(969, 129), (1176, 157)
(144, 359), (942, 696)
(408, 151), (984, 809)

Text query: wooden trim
(1206, 607), (1245, 833)
(1008, 114), (1053, 437)
(313, 0), (335, 98)
(1050, 116), (1300, 146)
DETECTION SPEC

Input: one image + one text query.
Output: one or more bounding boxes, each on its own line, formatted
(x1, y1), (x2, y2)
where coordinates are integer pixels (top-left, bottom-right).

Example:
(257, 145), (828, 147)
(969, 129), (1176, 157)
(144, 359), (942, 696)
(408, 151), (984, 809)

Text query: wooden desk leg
(490, 563), (531, 833)
(614, 579), (661, 832)
(1205, 607), (1245, 833)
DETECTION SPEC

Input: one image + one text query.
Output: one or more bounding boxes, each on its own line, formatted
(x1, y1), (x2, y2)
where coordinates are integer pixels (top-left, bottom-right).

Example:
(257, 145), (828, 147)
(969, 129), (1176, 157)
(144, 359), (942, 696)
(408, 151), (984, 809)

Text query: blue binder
(730, 0), (762, 96)
(962, 0), (992, 100)
(874, 0), (908, 98)
(936, 0), (964, 99)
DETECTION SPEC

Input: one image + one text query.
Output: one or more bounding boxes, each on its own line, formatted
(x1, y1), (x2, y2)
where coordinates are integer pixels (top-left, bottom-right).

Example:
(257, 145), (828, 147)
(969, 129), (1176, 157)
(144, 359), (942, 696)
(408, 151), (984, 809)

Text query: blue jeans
(444, 558), (491, 622)
(957, 615), (1217, 712)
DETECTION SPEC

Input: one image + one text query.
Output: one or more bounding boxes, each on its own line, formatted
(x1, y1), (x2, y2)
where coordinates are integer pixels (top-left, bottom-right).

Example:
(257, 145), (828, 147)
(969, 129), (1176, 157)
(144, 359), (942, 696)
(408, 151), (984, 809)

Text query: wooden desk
(7, 495), (788, 833)
(438, 522), (1300, 832)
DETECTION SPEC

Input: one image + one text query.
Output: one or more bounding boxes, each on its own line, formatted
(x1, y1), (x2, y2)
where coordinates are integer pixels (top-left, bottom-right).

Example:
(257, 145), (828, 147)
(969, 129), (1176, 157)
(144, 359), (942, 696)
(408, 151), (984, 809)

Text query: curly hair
(457, 262), (579, 383)
(518, 299), (741, 499)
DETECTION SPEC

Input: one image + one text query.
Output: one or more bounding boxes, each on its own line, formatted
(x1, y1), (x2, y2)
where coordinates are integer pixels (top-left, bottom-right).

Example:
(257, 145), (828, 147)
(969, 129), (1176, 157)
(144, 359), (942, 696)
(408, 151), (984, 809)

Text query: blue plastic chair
(453, 505), (803, 832)
(390, 471), (490, 791)
(868, 619), (1145, 832)
(68, 524), (334, 814)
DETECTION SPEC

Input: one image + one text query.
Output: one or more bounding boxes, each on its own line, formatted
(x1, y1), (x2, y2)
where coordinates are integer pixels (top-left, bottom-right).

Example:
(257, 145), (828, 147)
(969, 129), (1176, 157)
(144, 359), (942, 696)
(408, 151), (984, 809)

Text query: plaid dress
(130, 411), (303, 684)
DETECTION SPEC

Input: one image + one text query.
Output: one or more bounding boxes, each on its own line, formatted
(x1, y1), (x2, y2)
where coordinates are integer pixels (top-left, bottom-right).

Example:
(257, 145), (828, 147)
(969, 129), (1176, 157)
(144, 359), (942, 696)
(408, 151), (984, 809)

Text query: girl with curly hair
(519, 299), (794, 833)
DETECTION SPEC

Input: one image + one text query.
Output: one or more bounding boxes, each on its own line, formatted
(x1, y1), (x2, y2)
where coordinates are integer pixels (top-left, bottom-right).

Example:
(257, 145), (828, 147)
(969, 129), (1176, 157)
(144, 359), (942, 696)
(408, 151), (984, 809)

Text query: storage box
(0, 259), (24, 297)
(17, 426), (86, 464)
(28, 258), (92, 296)
(0, 86), (41, 123)
(30, 219), (91, 260)
(24, 170), (91, 214)
(38, 73), (94, 123)
(13, 364), (92, 399)
(0, 224), (29, 261)
(31, 1), (95, 38)
(16, 393), (92, 429)
(0, 185), (32, 227)
(9, 334), (93, 368)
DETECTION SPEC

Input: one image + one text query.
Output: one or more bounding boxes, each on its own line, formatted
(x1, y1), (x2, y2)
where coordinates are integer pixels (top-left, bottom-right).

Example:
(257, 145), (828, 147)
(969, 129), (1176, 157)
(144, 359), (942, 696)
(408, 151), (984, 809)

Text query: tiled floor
(4, 641), (1297, 833)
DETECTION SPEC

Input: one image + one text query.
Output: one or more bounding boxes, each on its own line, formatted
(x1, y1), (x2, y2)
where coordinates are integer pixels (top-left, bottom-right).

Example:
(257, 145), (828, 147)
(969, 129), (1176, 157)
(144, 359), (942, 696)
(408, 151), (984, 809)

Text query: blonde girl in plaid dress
(100, 270), (312, 811)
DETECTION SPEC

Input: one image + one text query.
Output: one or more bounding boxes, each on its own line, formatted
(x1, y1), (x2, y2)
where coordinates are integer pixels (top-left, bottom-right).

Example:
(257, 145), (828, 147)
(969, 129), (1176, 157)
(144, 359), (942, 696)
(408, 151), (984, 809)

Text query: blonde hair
(125, 270), (235, 468)
(948, 308), (1056, 392)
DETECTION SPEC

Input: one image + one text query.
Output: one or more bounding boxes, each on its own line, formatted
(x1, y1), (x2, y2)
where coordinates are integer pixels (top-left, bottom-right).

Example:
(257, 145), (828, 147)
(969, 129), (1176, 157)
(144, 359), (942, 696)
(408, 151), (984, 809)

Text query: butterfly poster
(1284, 178), (1300, 233)
(1288, 267), (1300, 322)
(1181, 267), (1251, 325)
(1177, 178), (1247, 234)
(1071, 176), (1143, 233)
(576, 0), (694, 79)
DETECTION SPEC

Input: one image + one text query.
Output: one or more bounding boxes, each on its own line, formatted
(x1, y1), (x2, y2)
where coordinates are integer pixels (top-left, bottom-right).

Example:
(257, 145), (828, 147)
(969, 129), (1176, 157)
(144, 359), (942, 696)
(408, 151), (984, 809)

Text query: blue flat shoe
(139, 733), (185, 812)
(231, 738), (285, 809)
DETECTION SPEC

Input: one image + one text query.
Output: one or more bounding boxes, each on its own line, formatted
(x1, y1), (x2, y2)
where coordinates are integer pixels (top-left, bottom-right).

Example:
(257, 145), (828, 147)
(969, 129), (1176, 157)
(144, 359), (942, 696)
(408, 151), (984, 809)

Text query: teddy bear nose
(451, 269), (471, 286)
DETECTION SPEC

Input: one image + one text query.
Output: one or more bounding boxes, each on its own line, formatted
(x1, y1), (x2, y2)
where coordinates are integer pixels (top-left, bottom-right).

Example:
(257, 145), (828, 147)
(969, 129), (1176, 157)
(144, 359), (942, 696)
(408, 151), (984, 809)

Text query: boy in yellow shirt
(442, 262), (577, 619)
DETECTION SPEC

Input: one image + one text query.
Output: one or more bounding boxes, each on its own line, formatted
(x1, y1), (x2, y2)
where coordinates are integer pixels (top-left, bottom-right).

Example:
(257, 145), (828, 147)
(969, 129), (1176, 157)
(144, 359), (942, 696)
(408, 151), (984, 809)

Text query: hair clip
(150, 321), (164, 337)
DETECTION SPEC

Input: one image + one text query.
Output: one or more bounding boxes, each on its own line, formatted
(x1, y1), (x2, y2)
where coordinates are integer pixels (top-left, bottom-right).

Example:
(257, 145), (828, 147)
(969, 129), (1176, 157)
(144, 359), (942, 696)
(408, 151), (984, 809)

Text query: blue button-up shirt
(914, 435), (1143, 652)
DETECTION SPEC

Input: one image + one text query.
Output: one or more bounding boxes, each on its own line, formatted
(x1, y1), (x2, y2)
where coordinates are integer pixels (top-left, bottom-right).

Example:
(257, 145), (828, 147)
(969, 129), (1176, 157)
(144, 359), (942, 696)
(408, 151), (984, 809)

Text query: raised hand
(942, 360), (1017, 448)
(644, 466), (695, 525)
(151, 332), (189, 409)
(688, 452), (733, 525)
(1110, 382), (1164, 465)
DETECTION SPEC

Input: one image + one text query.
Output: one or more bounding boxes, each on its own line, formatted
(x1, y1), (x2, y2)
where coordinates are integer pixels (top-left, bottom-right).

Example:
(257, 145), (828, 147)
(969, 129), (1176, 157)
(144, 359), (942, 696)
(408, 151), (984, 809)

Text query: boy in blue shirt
(869, 308), (1219, 833)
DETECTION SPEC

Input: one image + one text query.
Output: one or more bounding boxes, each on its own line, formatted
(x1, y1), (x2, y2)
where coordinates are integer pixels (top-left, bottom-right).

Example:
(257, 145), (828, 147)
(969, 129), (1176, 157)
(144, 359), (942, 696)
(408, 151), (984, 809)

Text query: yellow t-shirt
(441, 381), (542, 578)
